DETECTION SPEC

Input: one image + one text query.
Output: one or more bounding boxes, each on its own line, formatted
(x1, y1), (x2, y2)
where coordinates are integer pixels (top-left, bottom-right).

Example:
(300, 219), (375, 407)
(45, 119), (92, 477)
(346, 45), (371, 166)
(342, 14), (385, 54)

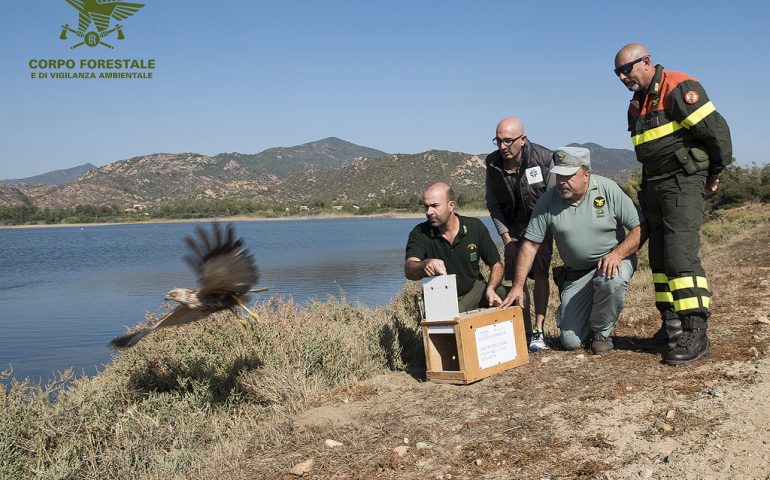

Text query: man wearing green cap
(613, 43), (732, 364)
(501, 147), (645, 355)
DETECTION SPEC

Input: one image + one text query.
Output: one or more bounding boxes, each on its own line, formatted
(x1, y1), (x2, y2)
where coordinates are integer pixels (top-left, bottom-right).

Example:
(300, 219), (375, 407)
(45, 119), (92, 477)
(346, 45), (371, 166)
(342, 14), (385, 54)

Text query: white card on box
(422, 274), (459, 321)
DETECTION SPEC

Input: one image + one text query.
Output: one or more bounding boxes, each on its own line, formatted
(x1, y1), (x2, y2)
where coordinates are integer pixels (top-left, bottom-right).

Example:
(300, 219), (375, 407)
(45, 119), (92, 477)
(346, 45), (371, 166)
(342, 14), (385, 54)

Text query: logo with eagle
(59, 0), (145, 49)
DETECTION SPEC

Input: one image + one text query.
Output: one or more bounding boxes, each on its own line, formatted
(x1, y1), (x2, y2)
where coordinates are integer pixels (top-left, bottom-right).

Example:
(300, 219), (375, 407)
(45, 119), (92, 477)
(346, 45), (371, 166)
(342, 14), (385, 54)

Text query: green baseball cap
(552, 147), (591, 176)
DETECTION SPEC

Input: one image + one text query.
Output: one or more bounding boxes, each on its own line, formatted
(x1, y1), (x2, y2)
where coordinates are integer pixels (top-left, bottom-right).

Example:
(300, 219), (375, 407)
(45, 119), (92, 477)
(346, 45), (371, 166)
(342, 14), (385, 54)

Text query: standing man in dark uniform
(613, 43), (732, 365)
(485, 117), (555, 351)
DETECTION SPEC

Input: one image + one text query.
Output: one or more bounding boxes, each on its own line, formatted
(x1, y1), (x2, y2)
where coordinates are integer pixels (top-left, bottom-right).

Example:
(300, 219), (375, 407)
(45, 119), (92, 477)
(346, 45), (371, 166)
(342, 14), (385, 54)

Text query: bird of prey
(65, 0), (144, 34)
(110, 223), (261, 349)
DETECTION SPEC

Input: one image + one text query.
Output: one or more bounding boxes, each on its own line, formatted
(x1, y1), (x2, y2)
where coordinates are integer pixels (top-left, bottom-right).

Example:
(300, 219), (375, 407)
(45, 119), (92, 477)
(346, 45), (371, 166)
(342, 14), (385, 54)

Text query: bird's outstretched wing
(110, 2), (144, 21)
(110, 304), (205, 349)
(110, 223), (259, 349)
(183, 223), (259, 297)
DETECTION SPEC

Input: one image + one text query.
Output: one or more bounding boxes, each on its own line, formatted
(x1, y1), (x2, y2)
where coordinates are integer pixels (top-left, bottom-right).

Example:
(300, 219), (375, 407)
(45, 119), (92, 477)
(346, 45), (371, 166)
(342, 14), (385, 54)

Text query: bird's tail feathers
(109, 327), (153, 349)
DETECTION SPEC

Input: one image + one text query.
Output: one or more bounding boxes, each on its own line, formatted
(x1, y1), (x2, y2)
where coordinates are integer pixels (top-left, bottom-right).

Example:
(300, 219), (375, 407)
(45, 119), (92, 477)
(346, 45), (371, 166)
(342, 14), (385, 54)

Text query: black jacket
(485, 140), (555, 238)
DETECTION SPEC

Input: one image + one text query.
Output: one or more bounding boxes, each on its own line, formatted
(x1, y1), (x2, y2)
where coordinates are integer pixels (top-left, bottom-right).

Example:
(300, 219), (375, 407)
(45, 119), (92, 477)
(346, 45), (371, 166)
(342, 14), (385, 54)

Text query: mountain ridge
(2, 139), (638, 210)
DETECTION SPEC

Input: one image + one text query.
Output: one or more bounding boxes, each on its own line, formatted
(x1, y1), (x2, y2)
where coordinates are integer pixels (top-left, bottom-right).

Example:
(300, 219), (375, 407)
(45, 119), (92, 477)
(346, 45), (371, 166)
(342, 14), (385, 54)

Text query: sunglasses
(614, 56), (647, 77)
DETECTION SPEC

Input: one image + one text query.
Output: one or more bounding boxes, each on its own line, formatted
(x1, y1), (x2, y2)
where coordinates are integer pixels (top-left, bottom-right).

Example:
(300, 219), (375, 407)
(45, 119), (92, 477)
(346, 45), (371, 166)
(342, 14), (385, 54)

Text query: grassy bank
(0, 292), (424, 478)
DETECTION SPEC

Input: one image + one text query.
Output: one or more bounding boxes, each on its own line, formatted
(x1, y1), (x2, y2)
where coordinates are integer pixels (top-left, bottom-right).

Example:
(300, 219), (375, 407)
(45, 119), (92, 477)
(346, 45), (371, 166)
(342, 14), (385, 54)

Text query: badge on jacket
(593, 196), (606, 218)
(525, 166), (544, 184)
(684, 90), (700, 104)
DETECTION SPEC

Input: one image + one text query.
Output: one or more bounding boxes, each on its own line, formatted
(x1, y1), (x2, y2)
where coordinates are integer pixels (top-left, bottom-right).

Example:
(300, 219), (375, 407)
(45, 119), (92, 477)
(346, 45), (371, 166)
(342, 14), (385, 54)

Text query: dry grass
(0, 294), (424, 478)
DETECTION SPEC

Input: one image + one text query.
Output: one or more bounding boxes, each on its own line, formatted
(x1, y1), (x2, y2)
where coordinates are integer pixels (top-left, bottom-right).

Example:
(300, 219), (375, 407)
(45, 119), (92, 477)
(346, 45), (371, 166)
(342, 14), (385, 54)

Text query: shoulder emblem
(684, 90), (700, 105)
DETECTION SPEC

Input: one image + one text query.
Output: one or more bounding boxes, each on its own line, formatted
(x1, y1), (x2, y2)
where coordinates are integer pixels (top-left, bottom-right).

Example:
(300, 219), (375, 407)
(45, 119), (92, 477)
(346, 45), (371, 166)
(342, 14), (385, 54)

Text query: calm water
(0, 216), (498, 384)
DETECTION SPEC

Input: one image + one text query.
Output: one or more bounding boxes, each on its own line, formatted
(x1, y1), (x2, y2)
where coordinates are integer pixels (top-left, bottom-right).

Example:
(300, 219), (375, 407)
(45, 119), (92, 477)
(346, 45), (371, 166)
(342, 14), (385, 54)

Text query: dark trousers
(639, 171), (711, 329)
(457, 279), (508, 313)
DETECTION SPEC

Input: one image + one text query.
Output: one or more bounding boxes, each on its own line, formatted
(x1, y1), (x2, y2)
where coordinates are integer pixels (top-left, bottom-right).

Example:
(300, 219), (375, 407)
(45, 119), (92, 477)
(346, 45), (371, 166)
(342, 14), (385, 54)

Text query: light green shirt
(524, 174), (642, 269)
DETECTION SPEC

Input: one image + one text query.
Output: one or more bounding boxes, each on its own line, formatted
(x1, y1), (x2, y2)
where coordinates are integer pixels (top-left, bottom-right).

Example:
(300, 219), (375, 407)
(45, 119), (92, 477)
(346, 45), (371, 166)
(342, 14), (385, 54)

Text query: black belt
(563, 266), (597, 281)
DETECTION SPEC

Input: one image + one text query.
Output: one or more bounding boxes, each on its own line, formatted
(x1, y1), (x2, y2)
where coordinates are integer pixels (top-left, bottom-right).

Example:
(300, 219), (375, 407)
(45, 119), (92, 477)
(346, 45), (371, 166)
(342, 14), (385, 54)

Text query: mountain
(0, 182), (31, 207)
(11, 139), (388, 209)
(215, 137), (388, 178)
(275, 150), (487, 204)
(276, 145), (639, 205)
(3, 140), (639, 210)
(3, 163), (96, 186)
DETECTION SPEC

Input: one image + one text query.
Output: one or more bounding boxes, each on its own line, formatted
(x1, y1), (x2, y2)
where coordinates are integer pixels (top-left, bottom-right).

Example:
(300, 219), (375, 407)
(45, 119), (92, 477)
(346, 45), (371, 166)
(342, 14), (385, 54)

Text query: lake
(0, 216), (499, 384)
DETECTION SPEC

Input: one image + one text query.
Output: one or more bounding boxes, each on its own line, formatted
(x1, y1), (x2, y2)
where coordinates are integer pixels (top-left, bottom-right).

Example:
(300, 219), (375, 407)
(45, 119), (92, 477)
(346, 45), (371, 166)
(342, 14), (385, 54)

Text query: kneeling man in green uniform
(501, 147), (646, 354)
(405, 181), (508, 312)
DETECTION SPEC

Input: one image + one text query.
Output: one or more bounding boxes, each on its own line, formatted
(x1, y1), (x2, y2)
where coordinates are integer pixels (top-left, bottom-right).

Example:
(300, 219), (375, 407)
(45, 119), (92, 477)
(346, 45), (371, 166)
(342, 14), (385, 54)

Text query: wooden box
(420, 306), (528, 384)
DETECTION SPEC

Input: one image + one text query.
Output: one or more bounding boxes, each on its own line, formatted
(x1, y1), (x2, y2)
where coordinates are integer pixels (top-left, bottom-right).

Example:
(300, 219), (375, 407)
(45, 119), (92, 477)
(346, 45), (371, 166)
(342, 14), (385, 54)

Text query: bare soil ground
(245, 207), (770, 479)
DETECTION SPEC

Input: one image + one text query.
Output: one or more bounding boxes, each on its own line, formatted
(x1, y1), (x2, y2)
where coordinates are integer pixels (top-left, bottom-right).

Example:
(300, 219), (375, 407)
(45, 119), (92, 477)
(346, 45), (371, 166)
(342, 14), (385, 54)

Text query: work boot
(664, 329), (711, 365)
(591, 332), (614, 355)
(648, 318), (683, 350)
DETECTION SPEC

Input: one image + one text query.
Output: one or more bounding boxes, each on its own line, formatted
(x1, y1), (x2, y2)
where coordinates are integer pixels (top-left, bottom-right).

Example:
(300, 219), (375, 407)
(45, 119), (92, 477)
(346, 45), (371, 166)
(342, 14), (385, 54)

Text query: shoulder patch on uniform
(593, 197), (606, 208)
(684, 90), (700, 104)
(630, 99), (640, 110)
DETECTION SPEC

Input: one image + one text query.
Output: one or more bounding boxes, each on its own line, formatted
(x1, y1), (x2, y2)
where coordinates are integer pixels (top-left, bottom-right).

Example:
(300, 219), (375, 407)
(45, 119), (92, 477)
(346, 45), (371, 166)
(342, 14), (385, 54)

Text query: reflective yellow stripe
(680, 101), (716, 128)
(702, 296), (711, 309)
(674, 297), (700, 311)
(696, 276), (708, 289)
(653, 273), (669, 284)
(632, 121), (683, 146)
(669, 277), (695, 291)
(655, 292), (674, 303)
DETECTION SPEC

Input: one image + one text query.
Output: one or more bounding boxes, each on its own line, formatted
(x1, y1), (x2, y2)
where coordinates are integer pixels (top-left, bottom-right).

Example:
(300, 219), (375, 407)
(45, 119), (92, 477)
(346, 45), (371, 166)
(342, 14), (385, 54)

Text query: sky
(1, 1), (769, 179)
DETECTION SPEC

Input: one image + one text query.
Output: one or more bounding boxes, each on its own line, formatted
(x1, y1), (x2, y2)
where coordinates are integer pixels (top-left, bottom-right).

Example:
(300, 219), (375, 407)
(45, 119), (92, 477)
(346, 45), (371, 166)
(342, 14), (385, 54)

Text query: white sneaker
(529, 330), (549, 351)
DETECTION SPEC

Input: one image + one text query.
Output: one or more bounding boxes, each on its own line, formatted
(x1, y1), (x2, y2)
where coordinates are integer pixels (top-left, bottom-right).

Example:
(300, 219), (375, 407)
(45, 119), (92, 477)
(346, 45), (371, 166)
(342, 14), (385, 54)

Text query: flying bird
(110, 222), (261, 349)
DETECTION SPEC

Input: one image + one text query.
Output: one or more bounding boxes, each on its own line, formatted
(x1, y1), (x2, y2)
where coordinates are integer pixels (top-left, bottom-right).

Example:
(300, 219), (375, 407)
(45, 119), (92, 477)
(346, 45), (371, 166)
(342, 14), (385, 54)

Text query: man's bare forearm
(487, 261), (504, 289)
(612, 224), (643, 259)
(404, 258), (427, 280)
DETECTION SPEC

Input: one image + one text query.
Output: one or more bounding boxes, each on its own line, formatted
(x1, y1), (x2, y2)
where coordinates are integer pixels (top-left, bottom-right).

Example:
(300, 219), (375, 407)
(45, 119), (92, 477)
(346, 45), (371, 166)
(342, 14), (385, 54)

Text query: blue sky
(1, 1), (768, 179)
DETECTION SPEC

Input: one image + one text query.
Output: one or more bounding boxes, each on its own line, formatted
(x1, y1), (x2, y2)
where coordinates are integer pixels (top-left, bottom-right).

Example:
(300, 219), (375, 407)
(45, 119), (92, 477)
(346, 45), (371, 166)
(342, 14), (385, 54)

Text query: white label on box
(474, 320), (517, 369)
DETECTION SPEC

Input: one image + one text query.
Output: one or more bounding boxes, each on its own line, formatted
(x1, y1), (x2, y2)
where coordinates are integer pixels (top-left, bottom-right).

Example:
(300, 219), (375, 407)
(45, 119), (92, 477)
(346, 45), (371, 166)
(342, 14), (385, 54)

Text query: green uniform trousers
(639, 171), (711, 329)
(457, 279), (508, 313)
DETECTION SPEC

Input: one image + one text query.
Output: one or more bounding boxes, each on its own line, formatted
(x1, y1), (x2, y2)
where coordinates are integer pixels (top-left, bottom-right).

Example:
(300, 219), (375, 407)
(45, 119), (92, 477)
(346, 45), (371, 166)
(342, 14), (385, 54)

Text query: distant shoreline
(0, 209), (491, 230)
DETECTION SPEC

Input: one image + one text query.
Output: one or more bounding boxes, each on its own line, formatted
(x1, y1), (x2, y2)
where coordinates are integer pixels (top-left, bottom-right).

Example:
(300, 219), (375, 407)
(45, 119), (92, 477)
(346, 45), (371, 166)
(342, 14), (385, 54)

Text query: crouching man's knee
(559, 331), (583, 350)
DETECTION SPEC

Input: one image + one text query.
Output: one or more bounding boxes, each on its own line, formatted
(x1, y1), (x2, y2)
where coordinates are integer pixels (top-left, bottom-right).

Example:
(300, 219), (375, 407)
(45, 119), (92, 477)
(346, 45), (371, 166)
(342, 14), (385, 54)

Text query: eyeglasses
(493, 134), (524, 147)
(614, 56), (647, 76)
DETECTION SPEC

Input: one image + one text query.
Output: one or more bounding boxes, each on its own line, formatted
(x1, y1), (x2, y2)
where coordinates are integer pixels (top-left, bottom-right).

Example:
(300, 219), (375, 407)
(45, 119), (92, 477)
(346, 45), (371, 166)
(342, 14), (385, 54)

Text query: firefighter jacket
(485, 140), (555, 238)
(627, 65), (732, 180)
